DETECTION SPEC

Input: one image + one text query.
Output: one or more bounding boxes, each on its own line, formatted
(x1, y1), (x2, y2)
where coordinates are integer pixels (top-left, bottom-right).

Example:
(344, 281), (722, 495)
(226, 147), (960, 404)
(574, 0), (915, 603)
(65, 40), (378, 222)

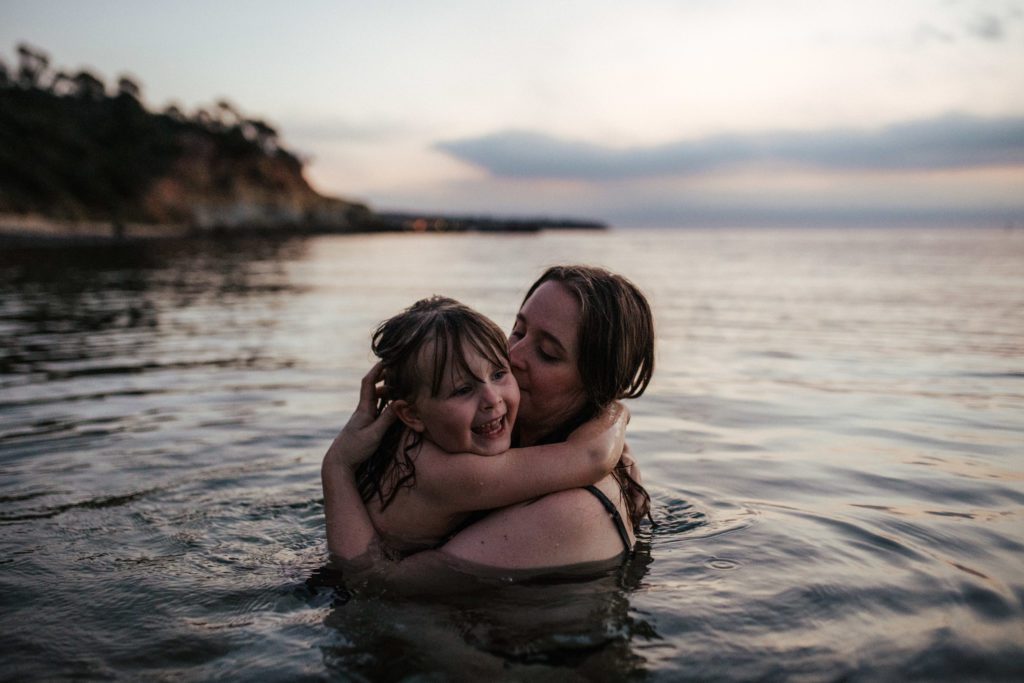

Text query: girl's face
(402, 343), (520, 456)
(508, 280), (587, 446)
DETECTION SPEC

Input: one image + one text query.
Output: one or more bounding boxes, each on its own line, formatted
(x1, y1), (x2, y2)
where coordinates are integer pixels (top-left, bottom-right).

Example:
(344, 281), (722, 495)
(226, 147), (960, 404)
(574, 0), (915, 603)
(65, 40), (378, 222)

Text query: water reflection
(314, 547), (659, 680)
(0, 236), (315, 528)
(0, 237), (308, 385)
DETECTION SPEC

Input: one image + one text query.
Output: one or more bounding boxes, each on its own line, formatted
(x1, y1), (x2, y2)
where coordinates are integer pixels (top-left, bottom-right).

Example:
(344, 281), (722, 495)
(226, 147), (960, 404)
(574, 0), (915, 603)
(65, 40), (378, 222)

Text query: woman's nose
(509, 340), (526, 370)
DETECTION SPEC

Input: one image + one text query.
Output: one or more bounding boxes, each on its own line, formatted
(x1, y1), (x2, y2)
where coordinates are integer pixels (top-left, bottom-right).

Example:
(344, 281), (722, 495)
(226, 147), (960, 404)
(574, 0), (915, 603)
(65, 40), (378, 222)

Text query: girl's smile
(396, 342), (520, 457)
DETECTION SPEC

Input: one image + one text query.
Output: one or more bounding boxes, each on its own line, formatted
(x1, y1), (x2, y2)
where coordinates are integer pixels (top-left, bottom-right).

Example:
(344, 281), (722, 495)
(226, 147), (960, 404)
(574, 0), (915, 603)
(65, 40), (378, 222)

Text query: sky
(2, 0), (1023, 227)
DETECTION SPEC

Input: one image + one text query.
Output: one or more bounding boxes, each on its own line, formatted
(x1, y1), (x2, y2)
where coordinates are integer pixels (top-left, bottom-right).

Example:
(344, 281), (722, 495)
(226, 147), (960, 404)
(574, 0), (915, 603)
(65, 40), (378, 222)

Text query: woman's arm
(413, 404), (629, 514)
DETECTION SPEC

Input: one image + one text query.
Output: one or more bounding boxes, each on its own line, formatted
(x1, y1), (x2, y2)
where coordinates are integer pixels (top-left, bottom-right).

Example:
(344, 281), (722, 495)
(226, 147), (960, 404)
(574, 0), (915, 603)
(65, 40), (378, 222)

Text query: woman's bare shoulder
(440, 482), (628, 570)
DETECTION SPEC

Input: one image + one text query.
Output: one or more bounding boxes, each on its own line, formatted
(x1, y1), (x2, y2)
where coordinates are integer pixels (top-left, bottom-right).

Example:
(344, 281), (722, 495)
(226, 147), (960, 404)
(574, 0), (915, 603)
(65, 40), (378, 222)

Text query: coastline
(0, 213), (192, 243)
(0, 212), (606, 245)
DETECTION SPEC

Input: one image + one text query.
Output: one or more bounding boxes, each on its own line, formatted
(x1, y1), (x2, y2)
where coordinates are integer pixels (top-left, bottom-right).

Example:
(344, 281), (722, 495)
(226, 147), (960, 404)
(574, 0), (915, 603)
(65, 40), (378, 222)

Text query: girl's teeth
(474, 417), (503, 435)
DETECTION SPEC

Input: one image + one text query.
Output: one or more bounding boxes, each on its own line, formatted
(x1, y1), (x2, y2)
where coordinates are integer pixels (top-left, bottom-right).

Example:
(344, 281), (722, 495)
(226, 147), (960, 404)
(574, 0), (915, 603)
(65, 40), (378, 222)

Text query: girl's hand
(321, 364), (393, 560)
(324, 362), (397, 471)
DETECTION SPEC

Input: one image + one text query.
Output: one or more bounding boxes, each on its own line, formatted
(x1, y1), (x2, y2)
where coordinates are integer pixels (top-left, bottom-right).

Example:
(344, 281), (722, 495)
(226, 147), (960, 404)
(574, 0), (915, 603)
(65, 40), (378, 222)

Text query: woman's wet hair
(524, 265), (654, 410)
(357, 296), (510, 510)
(523, 265), (655, 528)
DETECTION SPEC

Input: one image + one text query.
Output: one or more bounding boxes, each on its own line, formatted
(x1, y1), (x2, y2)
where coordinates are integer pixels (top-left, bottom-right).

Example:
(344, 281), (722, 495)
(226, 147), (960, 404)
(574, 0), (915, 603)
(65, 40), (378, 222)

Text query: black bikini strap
(583, 485), (632, 553)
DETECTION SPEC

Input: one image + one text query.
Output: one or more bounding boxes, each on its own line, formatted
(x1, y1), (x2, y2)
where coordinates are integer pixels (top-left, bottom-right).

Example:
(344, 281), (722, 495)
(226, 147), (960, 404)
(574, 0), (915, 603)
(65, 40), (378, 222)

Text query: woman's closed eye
(537, 347), (558, 362)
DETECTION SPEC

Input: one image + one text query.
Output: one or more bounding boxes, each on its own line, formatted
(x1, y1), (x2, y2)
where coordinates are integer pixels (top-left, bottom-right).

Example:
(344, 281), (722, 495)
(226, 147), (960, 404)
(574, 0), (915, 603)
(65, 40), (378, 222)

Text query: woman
(323, 265), (655, 570)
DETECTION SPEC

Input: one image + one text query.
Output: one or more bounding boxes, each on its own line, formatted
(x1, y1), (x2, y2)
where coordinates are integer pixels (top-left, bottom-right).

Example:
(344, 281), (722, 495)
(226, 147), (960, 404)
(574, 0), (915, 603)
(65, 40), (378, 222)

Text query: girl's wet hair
(374, 295), (509, 405)
(357, 296), (510, 510)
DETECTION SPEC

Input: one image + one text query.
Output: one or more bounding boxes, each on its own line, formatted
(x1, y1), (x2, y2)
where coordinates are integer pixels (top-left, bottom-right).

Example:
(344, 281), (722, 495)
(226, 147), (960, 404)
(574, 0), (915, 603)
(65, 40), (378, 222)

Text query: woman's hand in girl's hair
(325, 362), (397, 471)
(566, 401), (630, 475)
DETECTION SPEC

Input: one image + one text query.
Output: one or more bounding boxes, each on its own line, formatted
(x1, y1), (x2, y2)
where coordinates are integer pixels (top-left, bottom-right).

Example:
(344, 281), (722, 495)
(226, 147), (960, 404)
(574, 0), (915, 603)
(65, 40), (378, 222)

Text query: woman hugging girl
(344, 295), (627, 557)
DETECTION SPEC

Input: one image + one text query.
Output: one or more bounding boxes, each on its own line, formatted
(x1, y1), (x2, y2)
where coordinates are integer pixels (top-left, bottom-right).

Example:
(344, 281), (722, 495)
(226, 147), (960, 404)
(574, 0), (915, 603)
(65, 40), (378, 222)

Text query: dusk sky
(3, 0), (1023, 227)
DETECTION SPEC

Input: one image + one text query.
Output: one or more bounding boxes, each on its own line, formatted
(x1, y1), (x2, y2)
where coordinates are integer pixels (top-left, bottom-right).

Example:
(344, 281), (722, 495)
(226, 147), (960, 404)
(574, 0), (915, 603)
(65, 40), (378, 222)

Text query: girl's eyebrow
(515, 313), (568, 354)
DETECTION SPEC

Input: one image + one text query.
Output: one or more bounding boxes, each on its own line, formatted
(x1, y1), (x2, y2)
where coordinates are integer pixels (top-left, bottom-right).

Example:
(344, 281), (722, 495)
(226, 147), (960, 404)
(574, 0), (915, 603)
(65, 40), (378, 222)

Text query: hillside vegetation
(0, 44), (369, 232)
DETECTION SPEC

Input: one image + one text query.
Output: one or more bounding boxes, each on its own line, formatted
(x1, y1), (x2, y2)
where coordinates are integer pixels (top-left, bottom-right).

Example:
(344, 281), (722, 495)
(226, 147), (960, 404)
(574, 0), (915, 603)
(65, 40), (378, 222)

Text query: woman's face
(508, 280), (587, 445)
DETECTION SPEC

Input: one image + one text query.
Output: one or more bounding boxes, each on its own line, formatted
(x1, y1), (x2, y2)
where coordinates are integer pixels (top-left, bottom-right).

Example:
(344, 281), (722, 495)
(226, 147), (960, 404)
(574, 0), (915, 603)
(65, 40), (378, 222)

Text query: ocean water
(1, 227), (1022, 681)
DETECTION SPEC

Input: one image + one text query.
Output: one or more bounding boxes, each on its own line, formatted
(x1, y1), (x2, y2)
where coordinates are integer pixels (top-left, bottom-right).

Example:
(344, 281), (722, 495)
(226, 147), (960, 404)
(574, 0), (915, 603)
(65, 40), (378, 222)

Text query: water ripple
(1, 229), (1022, 680)
(0, 488), (161, 523)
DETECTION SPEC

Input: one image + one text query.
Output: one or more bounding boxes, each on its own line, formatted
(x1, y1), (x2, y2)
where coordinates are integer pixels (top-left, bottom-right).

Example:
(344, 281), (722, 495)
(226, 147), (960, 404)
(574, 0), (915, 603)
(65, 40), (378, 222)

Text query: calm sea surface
(1, 228), (1022, 681)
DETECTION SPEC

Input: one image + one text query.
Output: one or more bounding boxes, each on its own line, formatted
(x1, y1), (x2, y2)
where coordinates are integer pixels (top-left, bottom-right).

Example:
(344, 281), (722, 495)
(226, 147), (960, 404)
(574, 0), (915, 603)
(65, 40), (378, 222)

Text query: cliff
(137, 129), (371, 231)
(0, 45), (370, 239)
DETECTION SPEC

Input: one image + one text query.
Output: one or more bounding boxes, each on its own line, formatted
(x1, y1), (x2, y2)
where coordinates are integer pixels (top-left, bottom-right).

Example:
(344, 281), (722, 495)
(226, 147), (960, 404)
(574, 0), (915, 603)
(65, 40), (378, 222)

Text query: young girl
(333, 296), (627, 557)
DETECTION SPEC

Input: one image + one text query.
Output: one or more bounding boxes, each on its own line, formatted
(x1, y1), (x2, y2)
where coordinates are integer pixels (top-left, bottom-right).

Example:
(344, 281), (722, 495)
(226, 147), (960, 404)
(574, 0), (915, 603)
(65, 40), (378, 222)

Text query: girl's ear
(390, 399), (425, 433)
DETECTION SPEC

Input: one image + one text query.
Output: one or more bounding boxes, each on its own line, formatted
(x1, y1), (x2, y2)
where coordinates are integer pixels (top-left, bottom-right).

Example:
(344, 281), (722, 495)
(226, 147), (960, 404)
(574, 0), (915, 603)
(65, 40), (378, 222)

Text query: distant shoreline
(373, 212), (606, 233)
(0, 212), (606, 245)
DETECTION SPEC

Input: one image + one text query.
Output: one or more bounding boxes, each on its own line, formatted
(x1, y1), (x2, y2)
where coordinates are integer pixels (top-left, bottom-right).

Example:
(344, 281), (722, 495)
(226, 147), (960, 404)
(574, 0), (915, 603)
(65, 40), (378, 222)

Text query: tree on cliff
(163, 103), (186, 122)
(117, 76), (142, 101)
(16, 43), (50, 89)
(215, 99), (242, 129)
(0, 43), (369, 228)
(50, 71), (76, 96)
(246, 119), (279, 155)
(72, 71), (106, 100)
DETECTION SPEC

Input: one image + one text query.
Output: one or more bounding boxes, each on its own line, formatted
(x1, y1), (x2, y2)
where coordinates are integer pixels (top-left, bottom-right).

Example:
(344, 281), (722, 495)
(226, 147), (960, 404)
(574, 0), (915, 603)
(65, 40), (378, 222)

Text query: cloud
(913, 22), (955, 44)
(435, 114), (1024, 181)
(967, 13), (1006, 41)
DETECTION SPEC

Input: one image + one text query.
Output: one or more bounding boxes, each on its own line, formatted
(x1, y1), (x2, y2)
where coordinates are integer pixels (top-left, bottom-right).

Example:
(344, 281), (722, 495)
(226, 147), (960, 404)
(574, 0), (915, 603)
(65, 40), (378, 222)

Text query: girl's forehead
(415, 337), (503, 383)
